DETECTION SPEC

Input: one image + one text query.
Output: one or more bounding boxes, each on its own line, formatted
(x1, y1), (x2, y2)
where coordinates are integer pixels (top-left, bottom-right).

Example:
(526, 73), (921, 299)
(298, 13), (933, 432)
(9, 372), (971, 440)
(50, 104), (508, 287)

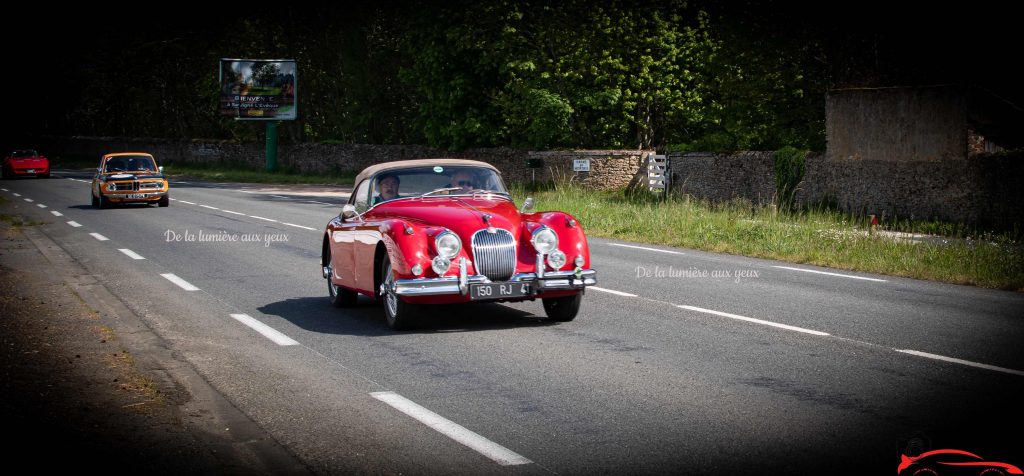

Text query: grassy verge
(515, 184), (1023, 291)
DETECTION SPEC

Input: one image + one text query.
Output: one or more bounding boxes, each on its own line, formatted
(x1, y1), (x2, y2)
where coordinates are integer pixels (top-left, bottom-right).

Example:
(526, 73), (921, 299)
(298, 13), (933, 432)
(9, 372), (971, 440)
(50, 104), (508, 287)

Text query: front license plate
(26, 169), (35, 174)
(127, 193), (147, 199)
(470, 282), (531, 300)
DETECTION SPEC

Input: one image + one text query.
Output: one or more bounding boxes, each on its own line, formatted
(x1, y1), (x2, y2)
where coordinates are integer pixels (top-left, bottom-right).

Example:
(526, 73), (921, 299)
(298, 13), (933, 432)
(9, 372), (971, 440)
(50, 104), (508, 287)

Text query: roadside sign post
(219, 59), (296, 173)
(266, 121), (279, 172)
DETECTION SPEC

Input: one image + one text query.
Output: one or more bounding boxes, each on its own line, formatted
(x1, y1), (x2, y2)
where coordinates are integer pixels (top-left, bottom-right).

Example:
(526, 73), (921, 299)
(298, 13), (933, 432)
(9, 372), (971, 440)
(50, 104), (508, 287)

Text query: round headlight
(432, 256), (451, 275)
(531, 227), (558, 254)
(547, 249), (567, 269)
(434, 231), (462, 259)
(106, 183), (116, 191)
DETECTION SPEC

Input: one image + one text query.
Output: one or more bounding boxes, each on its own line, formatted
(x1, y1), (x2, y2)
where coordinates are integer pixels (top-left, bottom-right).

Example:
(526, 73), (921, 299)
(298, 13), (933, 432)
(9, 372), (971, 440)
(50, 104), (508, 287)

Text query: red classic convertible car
(321, 159), (597, 330)
(2, 149), (50, 178)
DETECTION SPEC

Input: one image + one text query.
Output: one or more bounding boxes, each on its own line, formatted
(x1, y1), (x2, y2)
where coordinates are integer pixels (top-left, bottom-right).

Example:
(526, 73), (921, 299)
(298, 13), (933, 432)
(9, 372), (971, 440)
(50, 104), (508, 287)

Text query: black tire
(542, 293), (583, 321)
(380, 255), (415, 330)
(99, 194), (110, 209)
(91, 192), (99, 208)
(325, 254), (357, 308)
(158, 195), (169, 207)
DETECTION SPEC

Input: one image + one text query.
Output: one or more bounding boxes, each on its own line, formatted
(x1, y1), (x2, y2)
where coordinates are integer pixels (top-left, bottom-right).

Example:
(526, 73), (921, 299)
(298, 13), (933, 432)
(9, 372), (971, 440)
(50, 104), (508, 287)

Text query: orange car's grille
(471, 229), (516, 281)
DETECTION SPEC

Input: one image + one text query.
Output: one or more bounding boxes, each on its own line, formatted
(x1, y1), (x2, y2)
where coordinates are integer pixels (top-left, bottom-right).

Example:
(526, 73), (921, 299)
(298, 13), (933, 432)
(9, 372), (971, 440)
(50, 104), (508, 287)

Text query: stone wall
(669, 152), (778, 204)
(33, 136), (650, 190)
(668, 150), (1024, 227)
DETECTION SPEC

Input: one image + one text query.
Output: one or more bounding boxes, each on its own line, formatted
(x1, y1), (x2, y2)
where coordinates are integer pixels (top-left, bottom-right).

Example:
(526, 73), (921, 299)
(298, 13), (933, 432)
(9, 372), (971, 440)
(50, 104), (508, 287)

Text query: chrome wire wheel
(383, 267), (398, 317)
(380, 255), (414, 330)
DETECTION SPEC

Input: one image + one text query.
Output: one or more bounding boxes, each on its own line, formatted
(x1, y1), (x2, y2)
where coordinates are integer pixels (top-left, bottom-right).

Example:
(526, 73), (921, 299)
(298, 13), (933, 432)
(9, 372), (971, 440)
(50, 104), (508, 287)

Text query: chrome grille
(139, 181), (162, 190)
(471, 229), (516, 281)
(113, 182), (134, 191)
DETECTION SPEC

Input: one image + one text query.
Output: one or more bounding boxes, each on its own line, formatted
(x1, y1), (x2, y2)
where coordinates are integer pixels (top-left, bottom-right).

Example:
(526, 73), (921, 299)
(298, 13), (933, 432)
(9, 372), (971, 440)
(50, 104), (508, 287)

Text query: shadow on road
(259, 295), (556, 336)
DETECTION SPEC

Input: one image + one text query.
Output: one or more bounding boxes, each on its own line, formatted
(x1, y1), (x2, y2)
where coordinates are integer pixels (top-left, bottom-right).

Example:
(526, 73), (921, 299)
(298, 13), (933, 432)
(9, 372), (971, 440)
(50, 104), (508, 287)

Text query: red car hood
(373, 196), (523, 238)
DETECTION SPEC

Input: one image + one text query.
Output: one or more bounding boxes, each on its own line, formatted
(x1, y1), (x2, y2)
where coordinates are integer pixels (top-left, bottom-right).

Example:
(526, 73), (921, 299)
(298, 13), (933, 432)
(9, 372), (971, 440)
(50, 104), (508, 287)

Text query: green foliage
(26, 3), (833, 152)
(774, 146), (806, 210)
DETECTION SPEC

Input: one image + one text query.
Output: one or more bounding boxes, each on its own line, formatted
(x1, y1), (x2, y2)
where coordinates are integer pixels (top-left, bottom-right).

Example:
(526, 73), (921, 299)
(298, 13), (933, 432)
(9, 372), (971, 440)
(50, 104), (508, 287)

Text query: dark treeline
(7, 1), (1017, 152)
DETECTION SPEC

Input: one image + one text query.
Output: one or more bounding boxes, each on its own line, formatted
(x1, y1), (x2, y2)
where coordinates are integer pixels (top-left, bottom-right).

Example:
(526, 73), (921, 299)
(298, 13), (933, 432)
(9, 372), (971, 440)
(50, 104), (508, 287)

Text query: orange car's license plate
(470, 282), (530, 300)
(127, 193), (146, 199)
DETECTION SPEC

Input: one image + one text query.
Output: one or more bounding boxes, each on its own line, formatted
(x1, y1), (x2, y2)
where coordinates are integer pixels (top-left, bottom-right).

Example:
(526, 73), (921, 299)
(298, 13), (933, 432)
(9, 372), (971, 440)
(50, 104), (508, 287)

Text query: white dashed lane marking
(591, 286), (638, 297)
(678, 305), (830, 337)
(772, 265), (888, 282)
(370, 391), (532, 466)
(896, 349), (1024, 377)
(160, 273), (200, 291)
(229, 314), (299, 346)
(89, 233), (109, 241)
(608, 243), (684, 255)
(118, 249), (146, 260)
(67, 221), (82, 227)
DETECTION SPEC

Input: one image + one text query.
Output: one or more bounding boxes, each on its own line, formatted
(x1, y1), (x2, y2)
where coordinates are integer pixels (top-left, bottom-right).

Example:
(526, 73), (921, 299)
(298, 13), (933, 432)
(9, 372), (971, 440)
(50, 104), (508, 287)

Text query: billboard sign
(219, 59), (297, 120)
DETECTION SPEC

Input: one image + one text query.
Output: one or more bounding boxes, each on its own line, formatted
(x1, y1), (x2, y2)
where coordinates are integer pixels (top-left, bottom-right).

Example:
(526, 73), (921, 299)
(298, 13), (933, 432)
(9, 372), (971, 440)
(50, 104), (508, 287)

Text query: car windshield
(106, 155), (156, 172)
(368, 165), (507, 205)
(12, 150), (37, 157)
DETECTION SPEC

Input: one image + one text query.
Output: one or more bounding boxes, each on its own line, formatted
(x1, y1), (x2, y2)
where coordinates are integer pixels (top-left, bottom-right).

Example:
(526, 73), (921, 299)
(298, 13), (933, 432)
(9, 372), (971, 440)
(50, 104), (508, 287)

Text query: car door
(328, 179), (377, 293)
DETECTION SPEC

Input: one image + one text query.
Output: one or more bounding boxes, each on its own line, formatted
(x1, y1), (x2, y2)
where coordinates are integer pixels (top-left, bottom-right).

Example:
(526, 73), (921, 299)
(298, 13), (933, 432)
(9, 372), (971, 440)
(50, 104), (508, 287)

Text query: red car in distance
(2, 149), (50, 178)
(321, 159), (597, 330)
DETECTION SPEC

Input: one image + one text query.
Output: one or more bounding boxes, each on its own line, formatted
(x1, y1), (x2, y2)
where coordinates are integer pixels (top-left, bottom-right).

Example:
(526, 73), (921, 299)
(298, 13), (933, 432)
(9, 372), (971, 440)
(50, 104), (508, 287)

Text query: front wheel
(542, 293), (582, 321)
(158, 195), (169, 207)
(380, 255), (415, 330)
(91, 192), (99, 207)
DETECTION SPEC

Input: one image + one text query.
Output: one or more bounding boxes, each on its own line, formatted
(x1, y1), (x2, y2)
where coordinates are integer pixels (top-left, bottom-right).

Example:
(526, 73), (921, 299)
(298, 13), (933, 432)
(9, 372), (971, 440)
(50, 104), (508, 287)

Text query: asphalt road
(3, 171), (1022, 474)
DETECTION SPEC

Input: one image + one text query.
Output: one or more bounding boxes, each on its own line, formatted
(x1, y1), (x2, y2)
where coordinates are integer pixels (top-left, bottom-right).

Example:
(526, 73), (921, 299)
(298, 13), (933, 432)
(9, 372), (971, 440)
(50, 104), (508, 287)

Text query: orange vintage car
(91, 153), (169, 208)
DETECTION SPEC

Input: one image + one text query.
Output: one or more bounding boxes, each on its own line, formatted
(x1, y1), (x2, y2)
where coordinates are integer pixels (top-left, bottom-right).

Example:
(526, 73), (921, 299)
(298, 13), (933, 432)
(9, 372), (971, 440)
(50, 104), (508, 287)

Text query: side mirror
(158, 166), (164, 173)
(520, 197), (534, 213)
(341, 204), (358, 220)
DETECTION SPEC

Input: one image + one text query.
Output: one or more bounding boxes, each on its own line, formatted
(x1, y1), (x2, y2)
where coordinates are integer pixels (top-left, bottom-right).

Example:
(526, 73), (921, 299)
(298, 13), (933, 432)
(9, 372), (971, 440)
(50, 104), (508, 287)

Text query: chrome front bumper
(393, 269), (597, 297)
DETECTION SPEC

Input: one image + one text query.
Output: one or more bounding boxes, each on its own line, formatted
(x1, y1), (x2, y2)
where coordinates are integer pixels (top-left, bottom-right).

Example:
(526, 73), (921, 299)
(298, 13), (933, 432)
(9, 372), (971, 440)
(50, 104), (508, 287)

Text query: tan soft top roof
(354, 159), (499, 186)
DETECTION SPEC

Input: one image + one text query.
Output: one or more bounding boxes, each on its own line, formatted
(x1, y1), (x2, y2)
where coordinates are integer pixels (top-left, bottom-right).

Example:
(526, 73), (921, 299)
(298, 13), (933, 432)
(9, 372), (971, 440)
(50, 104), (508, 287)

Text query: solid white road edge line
(67, 221), (82, 227)
(609, 243), (685, 255)
(89, 233), (109, 241)
(160, 273), (200, 291)
(229, 314), (299, 346)
(118, 249), (146, 260)
(591, 286), (638, 297)
(178, 200), (196, 205)
(199, 204), (219, 210)
(249, 215), (278, 222)
(772, 265), (888, 282)
(678, 305), (830, 336)
(895, 349), (1024, 377)
(370, 391), (532, 466)
(221, 210), (245, 215)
